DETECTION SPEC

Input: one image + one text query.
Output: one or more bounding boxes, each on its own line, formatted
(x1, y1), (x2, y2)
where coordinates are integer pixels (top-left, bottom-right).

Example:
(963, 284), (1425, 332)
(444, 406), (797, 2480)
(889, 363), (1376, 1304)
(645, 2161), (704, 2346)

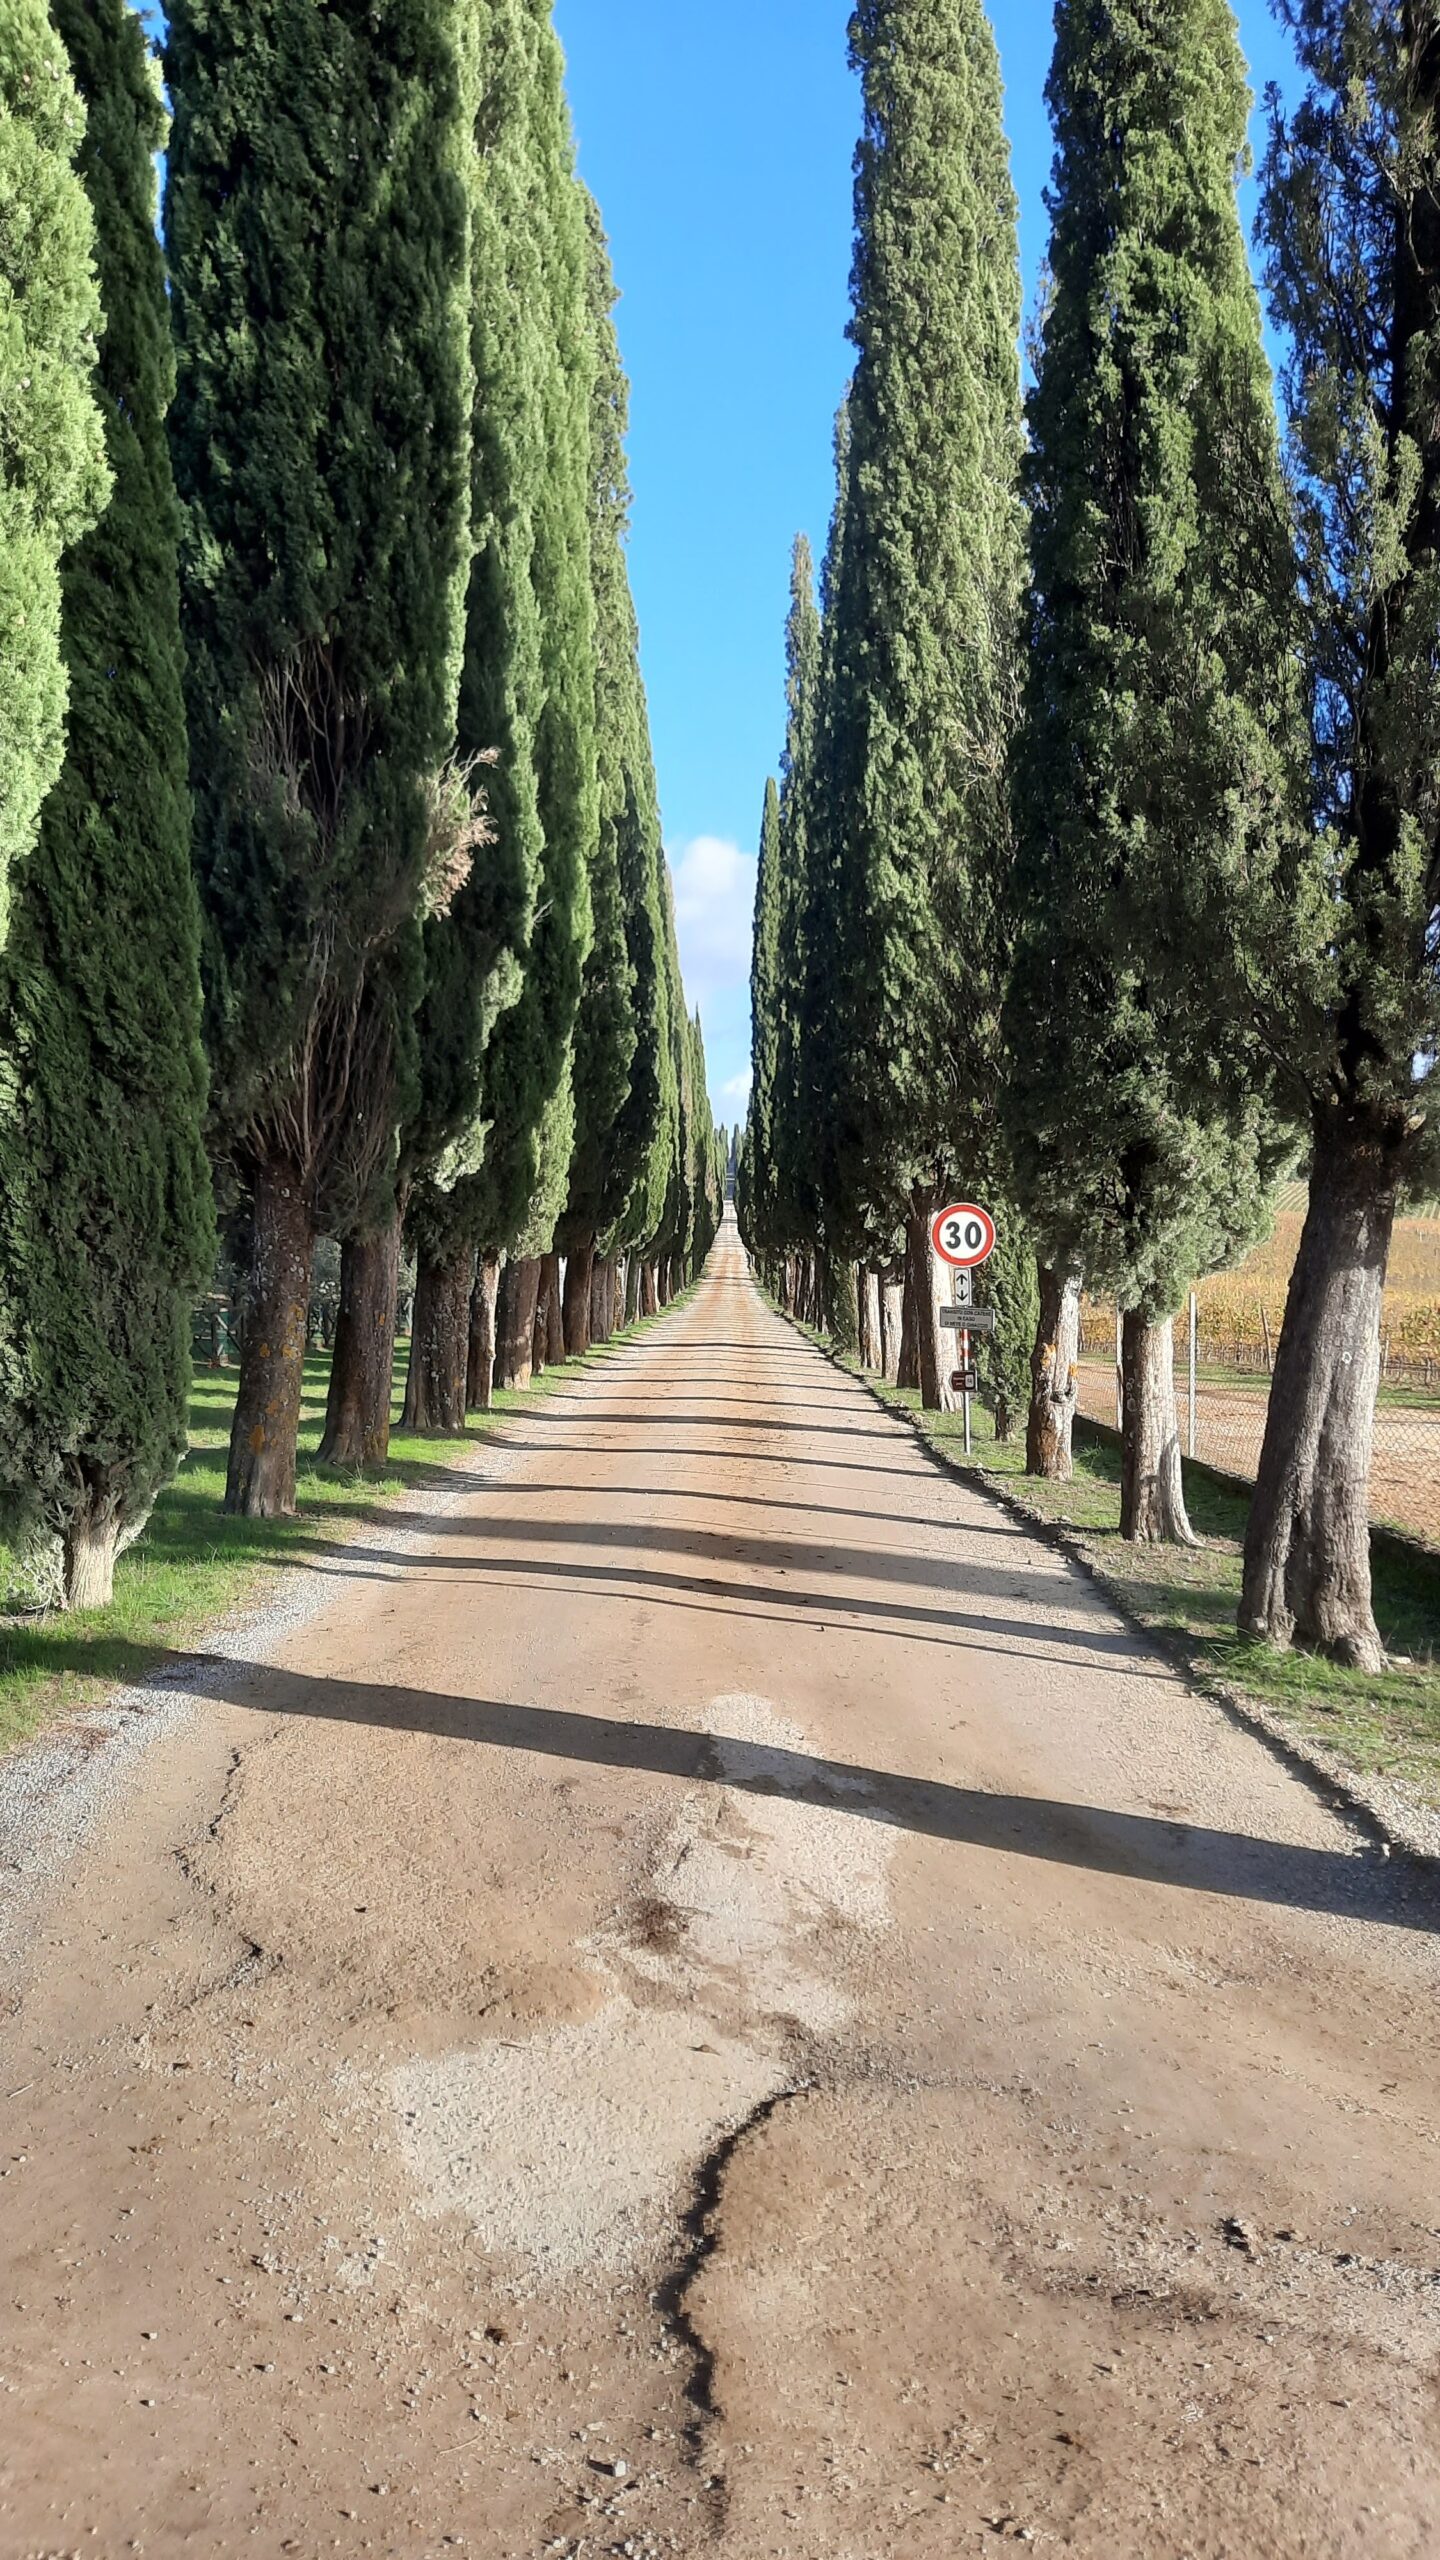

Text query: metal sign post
(930, 1203), (998, 1461)
(956, 1267), (973, 1456)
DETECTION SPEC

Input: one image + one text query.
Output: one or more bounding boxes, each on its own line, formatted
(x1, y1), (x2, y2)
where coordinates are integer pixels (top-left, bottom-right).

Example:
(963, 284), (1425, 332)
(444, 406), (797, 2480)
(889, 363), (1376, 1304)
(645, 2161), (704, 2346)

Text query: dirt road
(2, 1217), (1438, 2560)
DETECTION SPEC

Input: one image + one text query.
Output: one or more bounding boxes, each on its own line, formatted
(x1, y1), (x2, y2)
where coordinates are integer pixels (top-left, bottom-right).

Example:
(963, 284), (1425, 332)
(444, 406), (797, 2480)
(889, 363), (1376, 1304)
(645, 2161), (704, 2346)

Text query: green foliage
(559, 193), (645, 1255)
(0, 0), (211, 1556)
(771, 535), (825, 1253)
(740, 775), (782, 1254)
(820, 0), (1025, 1236)
(1004, 0), (1301, 1318)
(1244, 0), (1440, 1186)
(455, 0), (597, 1261)
(165, 0), (476, 1214)
(972, 1213), (1039, 1438)
(0, 0), (108, 936)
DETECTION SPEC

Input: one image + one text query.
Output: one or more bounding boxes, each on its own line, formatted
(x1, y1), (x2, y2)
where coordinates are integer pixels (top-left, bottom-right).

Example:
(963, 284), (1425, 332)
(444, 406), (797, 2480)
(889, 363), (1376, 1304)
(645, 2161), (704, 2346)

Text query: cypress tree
(0, 0), (108, 936)
(741, 775), (783, 1272)
(1233, 0), (1440, 1665)
(820, 0), (1025, 1410)
(771, 536), (825, 1297)
(557, 195), (644, 1358)
(166, 0), (476, 1515)
(0, 0), (211, 1609)
(1004, 0), (1300, 1542)
(406, 0), (597, 1414)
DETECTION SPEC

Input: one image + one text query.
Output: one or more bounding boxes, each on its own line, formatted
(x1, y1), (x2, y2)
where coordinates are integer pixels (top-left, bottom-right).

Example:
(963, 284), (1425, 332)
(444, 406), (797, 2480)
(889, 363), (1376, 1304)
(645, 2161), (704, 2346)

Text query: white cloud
(669, 835), (756, 1002)
(722, 1068), (753, 1108)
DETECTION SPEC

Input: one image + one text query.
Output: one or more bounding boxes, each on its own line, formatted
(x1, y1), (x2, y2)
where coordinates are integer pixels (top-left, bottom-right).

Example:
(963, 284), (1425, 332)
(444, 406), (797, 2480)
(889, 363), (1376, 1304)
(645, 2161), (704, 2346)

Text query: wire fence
(1077, 1298), (1440, 1549)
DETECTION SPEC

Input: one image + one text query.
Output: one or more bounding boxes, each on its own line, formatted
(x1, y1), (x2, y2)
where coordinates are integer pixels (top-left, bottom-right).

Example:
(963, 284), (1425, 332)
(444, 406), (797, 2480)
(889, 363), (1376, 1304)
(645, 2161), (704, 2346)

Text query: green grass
(813, 1327), (1440, 1818)
(0, 1302), (683, 1761)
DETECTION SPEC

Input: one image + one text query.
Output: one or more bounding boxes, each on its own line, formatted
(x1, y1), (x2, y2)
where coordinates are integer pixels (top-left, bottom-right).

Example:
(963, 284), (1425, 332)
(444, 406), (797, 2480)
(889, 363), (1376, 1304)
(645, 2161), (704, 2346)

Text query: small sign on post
(930, 1202), (998, 1457)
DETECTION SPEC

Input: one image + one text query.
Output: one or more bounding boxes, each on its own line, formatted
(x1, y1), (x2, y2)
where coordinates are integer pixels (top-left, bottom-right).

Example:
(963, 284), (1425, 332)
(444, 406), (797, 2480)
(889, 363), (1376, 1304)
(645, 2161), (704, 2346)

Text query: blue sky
(552, 0), (1300, 1122)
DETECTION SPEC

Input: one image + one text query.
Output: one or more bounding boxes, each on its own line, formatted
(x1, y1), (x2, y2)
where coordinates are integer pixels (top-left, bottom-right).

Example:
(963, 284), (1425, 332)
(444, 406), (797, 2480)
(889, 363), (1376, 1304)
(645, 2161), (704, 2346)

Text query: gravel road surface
(1, 1215), (1438, 2559)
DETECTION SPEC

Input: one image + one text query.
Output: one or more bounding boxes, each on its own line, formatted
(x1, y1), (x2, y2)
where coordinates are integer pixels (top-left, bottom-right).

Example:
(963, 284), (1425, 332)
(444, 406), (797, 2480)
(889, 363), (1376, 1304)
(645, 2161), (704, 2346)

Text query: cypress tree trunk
(62, 1493), (136, 1612)
(590, 1256), (607, 1343)
(1120, 1311), (1194, 1545)
(564, 1238), (596, 1355)
(857, 1269), (882, 1371)
(225, 1160), (315, 1518)
(881, 1270), (904, 1383)
(401, 1246), (472, 1434)
(531, 1273), (549, 1379)
(319, 1215), (401, 1471)
(624, 1255), (641, 1324)
(1027, 1265), (1081, 1481)
(495, 1256), (542, 1392)
(897, 1260), (920, 1391)
(829, 1259), (860, 1357)
(467, 1252), (500, 1412)
(1240, 1131), (1397, 1669)
(641, 1261), (659, 1317)
(907, 1198), (958, 1415)
(543, 1252), (566, 1362)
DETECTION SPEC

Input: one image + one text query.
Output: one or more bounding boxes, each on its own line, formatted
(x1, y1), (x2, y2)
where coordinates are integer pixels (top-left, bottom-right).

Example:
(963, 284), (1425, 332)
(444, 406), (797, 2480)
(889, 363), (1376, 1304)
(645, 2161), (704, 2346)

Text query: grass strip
(0, 1299), (685, 1761)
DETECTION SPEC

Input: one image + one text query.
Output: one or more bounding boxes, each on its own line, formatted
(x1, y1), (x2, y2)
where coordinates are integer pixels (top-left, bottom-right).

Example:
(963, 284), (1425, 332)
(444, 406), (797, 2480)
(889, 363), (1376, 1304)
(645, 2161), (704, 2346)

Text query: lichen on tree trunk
(401, 1244), (473, 1434)
(564, 1238), (596, 1357)
(1120, 1309), (1195, 1545)
(225, 1159), (315, 1518)
(1027, 1265), (1081, 1481)
(467, 1252), (500, 1412)
(319, 1214), (400, 1471)
(495, 1256), (542, 1392)
(1240, 1127), (1398, 1670)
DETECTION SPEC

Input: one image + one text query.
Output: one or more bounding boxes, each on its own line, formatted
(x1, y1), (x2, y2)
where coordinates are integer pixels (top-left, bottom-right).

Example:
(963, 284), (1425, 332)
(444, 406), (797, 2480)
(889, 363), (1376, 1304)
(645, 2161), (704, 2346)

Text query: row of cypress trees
(742, 0), (1440, 1676)
(0, 0), (723, 1608)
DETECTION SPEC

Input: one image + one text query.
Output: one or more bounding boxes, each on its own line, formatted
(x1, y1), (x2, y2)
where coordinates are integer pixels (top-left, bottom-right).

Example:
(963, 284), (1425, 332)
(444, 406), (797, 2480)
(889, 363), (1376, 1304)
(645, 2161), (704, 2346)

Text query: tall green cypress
(1234, 0), (1440, 1666)
(770, 535), (825, 1281)
(1004, 0), (1299, 1542)
(557, 193), (643, 1355)
(821, 0), (1025, 1409)
(166, 0), (476, 1516)
(0, 0), (108, 937)
(0, 0), (210, 1609)
(740, 775), (783, 1268)
(408, 0), (598, 1412)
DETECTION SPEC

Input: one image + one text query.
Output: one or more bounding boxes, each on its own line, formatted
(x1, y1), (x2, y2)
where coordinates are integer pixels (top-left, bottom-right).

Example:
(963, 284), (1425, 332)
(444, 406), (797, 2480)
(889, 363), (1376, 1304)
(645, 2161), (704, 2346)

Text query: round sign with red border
(931, 1204), (997, 1271)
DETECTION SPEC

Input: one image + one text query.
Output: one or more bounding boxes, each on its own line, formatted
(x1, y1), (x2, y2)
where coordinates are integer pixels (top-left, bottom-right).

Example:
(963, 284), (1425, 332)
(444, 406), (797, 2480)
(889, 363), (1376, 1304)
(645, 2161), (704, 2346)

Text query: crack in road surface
(1, 1214), (1439, 2557)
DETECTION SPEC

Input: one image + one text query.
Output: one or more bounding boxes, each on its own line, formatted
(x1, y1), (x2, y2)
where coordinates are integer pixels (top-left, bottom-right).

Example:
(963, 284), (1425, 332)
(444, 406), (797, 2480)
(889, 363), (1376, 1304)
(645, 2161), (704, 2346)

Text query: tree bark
(1120, 1310), (1195, 1545)
(641, 1261), (659, 1318)
(531, 1274), (549, 1379)
(907, 1197), (958, 1415)
(495, 1255), (542, 1392)
(590, 1255), (607, 1343)
(1240, 1126), (1399, 1669)
(467, 1253), (500, 1412)
(624, 1254), (641, 1324)
(319, 1215), (401, 1471)
(564, 1237), (596, 1357)
(897, 1259), (919, 1391)
(62, 1500), (123, 1610)
(880, 1269), (904, 1383)
(401, 1245), (474, 1434)
(543, 1252), (565, 1362)
(602, 1255), (621, 1339)
(1027, 1265), (1081, 1481)
(225, 1158), (315, 1518)
(857, 1269), (883, 1371)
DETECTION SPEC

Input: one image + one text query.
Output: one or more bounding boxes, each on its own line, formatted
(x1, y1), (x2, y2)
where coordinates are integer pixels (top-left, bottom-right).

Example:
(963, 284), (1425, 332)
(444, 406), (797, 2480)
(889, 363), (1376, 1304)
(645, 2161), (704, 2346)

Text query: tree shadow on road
(136, 1657), (1437, 1935)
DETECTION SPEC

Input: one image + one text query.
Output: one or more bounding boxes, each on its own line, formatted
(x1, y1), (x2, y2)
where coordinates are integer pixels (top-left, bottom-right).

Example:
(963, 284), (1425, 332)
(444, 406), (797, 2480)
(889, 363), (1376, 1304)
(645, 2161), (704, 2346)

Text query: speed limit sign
(931, 1204), (997, 1270)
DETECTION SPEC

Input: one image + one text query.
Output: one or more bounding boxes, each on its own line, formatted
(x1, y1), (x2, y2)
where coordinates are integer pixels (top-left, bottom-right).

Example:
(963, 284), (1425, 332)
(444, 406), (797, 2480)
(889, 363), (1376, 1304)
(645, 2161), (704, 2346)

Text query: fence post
(1115, 1308), (1123, 1433)
(1189, 1292), (1198, 1460)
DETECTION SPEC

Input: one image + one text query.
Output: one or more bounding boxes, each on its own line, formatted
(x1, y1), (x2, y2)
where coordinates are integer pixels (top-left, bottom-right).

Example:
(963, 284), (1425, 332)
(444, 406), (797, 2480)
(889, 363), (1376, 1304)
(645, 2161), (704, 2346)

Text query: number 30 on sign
(931, 1204), (997, 1270)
